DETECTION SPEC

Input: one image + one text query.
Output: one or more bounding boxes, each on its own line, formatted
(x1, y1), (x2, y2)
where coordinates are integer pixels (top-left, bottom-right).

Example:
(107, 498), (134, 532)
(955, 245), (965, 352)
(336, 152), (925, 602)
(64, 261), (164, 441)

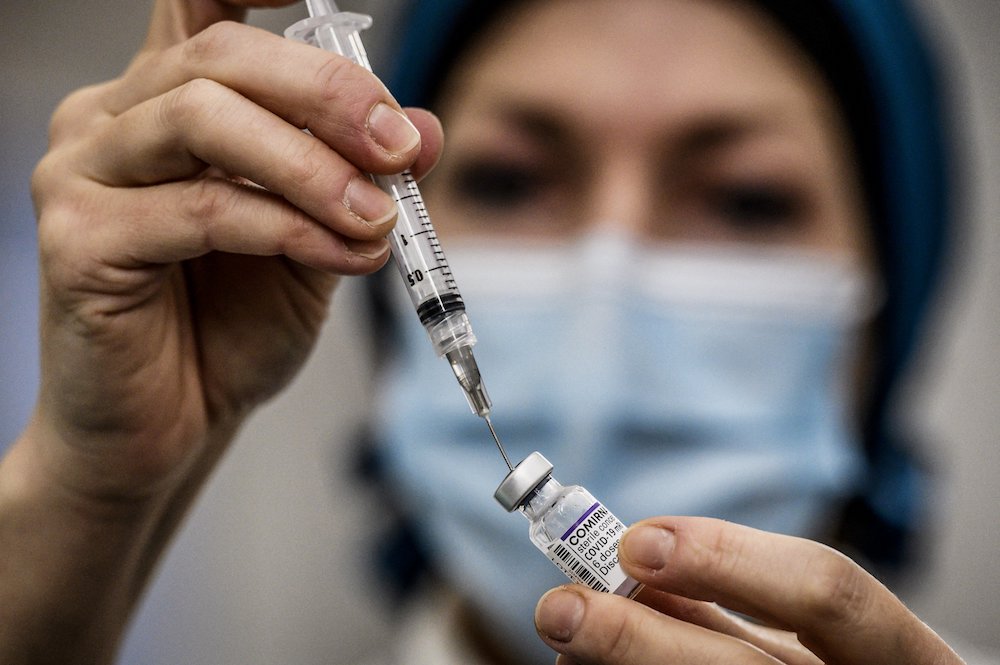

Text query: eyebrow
(671, 114), (794, 158)
(491, 106), (575, 150)
(490, 103), (797, 157)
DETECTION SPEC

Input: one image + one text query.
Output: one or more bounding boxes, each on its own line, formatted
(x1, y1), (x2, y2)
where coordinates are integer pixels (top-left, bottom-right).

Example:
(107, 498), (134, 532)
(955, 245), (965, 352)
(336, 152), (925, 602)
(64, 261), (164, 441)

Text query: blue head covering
(373, 0), (952, 571)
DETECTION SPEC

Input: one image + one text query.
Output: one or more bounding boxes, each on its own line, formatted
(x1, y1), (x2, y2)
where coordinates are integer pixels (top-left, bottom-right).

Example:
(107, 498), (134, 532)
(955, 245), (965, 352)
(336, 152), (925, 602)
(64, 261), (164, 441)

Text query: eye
(711, 184), (806, 230)
(450, 161), (552, 209)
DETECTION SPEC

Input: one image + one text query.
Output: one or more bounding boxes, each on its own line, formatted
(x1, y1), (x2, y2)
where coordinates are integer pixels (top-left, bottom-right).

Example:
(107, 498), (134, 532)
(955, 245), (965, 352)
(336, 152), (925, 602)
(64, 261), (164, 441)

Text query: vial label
(546, 501), (636, 595)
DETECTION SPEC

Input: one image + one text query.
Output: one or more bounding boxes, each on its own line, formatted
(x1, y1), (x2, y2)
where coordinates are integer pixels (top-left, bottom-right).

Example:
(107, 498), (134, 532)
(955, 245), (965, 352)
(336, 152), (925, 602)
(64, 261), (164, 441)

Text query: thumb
(142, 0), (298, 51)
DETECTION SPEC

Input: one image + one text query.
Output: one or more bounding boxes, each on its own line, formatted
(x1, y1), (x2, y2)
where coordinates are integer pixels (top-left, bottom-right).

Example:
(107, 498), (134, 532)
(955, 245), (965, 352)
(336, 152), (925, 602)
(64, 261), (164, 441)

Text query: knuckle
(49, 89), (89, 137)
(31, 151), (67, 205)
(183, 21), (244, 67)
(183, 179), (238, 241)
(689, 519), (750, 578)
(31, 152), (95, 244)
(285, 137), (336, 191)
(35, 196), (98, 294)
(266, 188), (312, 237)
(598, 607), (641, 663)
(48, 83), (112, 144)
(36, 200), (78, 258)
(313, 54), (367, 104)
(799, 547), (870, 625)
(311, 54), (382, 130)
(276, 207), (317, 254)
(160, 78), (224, 129)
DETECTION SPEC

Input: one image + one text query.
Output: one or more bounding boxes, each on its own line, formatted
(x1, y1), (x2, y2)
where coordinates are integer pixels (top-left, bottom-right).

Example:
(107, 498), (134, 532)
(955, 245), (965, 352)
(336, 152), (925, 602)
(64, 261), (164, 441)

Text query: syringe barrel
(286, 9), (493, 421)
(372, 171), (474, 356)
(285, 11), (475, 355)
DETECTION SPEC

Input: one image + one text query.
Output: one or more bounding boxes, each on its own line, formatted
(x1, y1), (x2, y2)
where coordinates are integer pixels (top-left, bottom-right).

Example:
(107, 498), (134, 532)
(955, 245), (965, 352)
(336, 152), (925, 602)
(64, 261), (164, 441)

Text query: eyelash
(708, 184), (806, 230)
(451, 162), (552, 208)
(447, 158), (810, 238)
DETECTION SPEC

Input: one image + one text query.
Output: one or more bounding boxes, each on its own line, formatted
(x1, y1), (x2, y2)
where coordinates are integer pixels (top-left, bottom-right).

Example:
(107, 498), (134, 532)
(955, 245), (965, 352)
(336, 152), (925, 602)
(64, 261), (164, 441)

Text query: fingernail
(344, 177), (396, 227)
(367, 102), (420, 155)
(345, 237), (389, 261)
(535, 588), (584, 643)
(621, 525), (675, 571)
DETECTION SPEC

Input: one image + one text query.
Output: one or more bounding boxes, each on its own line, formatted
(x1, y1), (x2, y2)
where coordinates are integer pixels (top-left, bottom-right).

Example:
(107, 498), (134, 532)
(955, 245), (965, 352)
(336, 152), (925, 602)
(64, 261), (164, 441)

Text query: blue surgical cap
(378, 0), (952, 570)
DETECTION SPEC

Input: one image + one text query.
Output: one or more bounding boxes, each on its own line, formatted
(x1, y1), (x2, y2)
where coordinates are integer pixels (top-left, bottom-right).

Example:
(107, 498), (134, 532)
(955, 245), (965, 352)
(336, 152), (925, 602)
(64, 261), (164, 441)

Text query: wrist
(0, 424), (157, 664)
(20, 397), (246, 509)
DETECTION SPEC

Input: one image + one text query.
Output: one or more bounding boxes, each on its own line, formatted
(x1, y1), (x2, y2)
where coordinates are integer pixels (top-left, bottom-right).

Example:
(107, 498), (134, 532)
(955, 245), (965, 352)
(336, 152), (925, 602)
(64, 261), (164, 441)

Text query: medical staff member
(356, 1), (967, 662)
(0, 0), (974, 663)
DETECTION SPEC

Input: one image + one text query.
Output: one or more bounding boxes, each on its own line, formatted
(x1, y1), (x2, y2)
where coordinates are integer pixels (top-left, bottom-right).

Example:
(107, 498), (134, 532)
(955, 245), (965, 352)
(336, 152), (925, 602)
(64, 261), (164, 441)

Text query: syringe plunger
(305, 0), (339, 18)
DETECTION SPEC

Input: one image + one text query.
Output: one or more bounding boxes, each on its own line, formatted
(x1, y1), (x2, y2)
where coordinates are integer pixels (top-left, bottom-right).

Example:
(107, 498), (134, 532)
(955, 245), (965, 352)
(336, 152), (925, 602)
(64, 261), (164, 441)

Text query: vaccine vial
(494, 451), (642, 597)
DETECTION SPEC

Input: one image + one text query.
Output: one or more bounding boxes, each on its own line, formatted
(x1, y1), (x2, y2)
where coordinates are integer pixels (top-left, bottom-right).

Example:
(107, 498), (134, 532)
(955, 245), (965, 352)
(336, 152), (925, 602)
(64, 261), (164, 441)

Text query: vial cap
(494, 451), (554, 512)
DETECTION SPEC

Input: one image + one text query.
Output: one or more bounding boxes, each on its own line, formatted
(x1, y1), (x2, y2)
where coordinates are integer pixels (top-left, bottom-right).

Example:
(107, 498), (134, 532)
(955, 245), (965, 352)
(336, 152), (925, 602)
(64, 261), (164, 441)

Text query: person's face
(421, 0), (871, 263)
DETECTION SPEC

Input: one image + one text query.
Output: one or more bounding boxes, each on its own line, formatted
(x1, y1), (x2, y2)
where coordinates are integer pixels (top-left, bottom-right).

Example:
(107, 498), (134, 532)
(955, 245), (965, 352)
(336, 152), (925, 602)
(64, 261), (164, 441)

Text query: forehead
(442, 0), (837, 140)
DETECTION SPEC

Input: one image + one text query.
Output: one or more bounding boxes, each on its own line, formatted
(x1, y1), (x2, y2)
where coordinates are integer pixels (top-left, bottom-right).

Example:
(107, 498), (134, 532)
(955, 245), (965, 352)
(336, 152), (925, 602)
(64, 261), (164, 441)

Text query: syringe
(286, 1), (511, 469)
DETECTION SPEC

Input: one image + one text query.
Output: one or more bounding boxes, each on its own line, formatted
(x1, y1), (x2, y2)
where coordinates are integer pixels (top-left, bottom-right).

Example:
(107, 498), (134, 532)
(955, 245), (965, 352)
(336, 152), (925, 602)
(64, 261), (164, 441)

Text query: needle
(485, 415), (513, 471)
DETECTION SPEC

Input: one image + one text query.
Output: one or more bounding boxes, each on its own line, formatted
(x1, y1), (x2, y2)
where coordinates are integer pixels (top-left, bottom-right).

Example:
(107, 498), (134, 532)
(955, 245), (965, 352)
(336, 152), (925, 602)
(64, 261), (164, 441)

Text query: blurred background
(1, 1), (997, 663)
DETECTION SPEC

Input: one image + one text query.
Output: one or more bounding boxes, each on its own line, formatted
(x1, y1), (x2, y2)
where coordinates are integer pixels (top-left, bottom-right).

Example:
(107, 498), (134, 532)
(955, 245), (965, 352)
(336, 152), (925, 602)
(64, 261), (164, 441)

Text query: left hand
(534, 516), (965, 664)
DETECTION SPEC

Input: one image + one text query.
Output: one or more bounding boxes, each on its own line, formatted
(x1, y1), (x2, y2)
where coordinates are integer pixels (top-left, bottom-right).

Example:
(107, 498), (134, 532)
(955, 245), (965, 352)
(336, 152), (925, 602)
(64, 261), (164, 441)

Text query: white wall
(902, 0), (1000, 652)
(1, 1), (997, 662)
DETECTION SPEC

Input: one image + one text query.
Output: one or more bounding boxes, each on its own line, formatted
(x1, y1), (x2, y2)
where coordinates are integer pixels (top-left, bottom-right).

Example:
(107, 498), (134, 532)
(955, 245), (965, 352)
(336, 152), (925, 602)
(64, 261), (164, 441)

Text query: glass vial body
(495, 452), (641, 597)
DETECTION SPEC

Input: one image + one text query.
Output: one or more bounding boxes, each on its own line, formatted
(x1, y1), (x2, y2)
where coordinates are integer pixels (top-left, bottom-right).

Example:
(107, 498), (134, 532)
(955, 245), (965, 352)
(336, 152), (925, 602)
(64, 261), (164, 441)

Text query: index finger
(110, 22), (422, 175)
(618, 517), (963, 665)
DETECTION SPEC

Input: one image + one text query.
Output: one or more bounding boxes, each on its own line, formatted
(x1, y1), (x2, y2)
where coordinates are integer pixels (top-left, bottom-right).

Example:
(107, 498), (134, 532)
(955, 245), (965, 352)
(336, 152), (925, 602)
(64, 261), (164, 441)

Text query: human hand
(26, 0), (443, 503)
(534, 517), (964, 664)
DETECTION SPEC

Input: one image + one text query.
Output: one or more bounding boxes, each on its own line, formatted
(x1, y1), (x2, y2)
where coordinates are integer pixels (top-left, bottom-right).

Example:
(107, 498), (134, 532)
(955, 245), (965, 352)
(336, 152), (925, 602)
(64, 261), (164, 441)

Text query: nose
(582, 152), (657, 237)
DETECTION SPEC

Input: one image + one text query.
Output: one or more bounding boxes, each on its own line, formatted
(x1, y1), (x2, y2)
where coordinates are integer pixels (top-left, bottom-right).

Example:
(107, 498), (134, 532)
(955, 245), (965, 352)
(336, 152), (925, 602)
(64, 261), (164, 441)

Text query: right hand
(24, 0), (444, 504)
(534, 517), (965, 665)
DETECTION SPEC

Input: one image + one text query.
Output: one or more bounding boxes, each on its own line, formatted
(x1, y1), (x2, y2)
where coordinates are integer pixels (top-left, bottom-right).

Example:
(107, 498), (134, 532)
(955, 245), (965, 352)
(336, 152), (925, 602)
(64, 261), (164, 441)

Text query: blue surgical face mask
(374, 231), (876, 662)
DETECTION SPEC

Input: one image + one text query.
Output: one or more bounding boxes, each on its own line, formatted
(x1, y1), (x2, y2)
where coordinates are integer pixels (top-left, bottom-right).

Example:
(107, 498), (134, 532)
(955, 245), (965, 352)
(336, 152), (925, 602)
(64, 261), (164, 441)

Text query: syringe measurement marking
(394, 183), (460, 292)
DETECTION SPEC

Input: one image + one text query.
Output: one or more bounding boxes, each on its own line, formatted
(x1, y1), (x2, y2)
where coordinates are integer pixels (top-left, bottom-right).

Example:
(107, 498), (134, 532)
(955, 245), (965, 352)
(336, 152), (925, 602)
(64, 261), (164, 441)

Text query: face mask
(373, 231), (876, 662)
